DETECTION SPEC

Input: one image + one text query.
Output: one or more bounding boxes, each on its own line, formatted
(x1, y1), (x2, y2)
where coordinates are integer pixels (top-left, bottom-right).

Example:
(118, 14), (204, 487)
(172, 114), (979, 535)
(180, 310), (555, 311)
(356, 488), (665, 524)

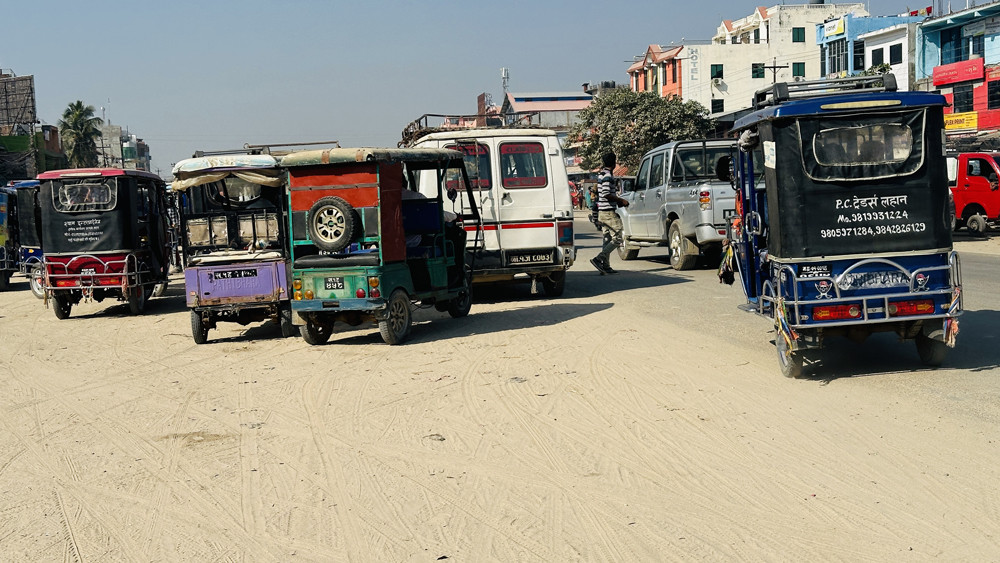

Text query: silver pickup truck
(616, 139), (736, 270)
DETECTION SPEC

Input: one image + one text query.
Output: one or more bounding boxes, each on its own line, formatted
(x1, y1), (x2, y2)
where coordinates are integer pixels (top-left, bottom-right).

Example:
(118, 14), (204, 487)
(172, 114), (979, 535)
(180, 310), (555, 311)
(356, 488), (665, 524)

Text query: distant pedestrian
(590, 152), (628, 274)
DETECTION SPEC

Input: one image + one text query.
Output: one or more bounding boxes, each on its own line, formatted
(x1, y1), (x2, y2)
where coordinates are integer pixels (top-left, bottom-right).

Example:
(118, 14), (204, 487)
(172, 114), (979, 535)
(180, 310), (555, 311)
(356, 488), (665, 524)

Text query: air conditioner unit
(712, 77), (723, 86)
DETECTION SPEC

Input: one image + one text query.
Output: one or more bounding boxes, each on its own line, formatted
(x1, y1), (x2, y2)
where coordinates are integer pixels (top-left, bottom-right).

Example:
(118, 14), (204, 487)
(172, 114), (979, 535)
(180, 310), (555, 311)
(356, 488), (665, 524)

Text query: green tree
(569, 89), (715, 173)
(58, 101), (104, 168)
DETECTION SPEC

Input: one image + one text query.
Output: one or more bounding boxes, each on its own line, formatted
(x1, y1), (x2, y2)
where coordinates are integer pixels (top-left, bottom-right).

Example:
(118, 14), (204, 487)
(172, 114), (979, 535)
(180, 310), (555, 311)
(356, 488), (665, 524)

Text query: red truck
(947, 152), (1000, 236)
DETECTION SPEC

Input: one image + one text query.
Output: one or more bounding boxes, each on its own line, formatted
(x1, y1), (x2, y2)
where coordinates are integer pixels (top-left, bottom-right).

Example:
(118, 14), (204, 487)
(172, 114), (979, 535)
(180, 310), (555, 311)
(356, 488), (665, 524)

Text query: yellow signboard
(945, 111), (978, 130)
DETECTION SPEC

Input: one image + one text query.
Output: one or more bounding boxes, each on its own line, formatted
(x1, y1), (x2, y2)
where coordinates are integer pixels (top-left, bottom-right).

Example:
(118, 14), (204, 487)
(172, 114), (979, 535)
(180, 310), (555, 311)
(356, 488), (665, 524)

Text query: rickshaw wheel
(0, 270), (10, 291)
(916, 332), (948, 367)
(308, 196), (357, 252)
(278, 304), (297, 338)
(668, 222), (697, 271)
(53, 294), (72, 320)
(191, 311), (209, 345)
(301, 320), (332, 345)
(127, 286), (146, 315)
(29, 265), (44, 299)
(447, 287), (472, 318)
(379, 289), (412, 345)
(776, 335), (804, 379)
(152, 281), (168, 297)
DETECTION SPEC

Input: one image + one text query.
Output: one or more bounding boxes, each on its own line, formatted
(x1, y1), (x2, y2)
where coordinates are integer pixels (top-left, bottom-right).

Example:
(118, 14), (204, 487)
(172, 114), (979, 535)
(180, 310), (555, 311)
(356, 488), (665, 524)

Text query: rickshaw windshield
(797, 109), (925, 181)
(52, 179), (118, 212)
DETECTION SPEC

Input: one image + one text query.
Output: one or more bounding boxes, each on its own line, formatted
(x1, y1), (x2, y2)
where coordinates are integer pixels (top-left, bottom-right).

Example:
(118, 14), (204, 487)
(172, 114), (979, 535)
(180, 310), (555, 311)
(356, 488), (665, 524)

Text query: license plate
(838, 271), (909, 290)
(324, 277), (345, 290)
(81, 268), (96, 275)
(213, 269), (257, 280)
(723, 209), (737, 219)
(508, 252), (553, 265)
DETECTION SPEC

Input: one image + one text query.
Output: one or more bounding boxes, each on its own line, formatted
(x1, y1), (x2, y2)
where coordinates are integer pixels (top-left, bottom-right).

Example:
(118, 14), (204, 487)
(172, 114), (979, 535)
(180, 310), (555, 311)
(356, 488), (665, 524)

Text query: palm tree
(58, 101), (104, 168)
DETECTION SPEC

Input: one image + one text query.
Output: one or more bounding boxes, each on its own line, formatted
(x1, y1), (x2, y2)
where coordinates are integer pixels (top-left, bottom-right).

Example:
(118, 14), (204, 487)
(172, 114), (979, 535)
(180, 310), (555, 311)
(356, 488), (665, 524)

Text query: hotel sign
(945, 111), (978, 131)
(933, 58), (984, 86)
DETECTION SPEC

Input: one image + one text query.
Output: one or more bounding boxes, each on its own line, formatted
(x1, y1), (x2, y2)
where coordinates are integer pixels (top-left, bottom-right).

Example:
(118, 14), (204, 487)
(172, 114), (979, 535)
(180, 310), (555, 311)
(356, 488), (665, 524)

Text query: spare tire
(308, 196), (358, 252)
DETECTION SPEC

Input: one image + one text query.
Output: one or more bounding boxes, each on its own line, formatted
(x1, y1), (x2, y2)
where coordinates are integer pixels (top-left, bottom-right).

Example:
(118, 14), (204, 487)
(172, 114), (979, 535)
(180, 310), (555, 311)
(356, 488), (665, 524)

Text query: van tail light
(812, 303), (863, 321)
(557, 221), (573, 246)
(888, 299), (935, 317)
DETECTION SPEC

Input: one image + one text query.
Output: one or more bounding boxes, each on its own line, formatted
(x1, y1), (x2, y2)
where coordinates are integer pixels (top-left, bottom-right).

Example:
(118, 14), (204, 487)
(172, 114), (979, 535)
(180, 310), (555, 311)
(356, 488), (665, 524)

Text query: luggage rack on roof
(191, 141), (341, 158)
(399, 113), (532, 147)
(752, 73), (898, 109)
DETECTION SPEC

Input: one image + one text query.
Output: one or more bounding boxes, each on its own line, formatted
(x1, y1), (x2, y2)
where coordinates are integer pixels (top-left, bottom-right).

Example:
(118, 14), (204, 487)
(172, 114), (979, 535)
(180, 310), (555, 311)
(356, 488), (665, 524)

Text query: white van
(411, 128), (575, 296)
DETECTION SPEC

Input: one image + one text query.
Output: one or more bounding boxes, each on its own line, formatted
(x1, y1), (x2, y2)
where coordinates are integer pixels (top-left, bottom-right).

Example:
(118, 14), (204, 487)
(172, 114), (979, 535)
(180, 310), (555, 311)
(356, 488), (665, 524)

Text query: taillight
(699, 190), (712, 210)
(99, 277), (122, 286)
(557, 221), (573, 246)
(55, 279), (77, 287)
(888, 299), (935, 317)
(812, 303), (863, 321)
(356, 288), (366, 298)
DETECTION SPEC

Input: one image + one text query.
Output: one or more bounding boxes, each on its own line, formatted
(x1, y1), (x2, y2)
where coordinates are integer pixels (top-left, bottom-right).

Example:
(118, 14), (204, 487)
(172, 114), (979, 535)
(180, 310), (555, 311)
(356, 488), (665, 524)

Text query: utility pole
(763, 57), (789, 84)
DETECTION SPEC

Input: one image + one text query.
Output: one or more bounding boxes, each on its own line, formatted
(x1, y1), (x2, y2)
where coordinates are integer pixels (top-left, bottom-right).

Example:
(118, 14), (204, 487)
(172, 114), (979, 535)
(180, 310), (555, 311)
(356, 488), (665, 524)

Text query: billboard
(0, 75), (37, 128)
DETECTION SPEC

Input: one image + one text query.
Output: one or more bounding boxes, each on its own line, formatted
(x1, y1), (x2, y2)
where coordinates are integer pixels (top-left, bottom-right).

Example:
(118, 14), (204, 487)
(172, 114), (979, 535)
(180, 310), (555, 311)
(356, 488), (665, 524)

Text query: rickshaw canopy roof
(171, 154), (283, 192)
(733, 91), (947, 131)
(171, 154), (279, 175)
(36, 168), (163, 181)
(281, 147), (463, 168)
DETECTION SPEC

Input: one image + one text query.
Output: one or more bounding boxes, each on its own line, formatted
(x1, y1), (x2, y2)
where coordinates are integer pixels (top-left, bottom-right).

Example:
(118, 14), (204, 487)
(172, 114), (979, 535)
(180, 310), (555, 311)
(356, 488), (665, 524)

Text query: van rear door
(492, 136), (563, 265)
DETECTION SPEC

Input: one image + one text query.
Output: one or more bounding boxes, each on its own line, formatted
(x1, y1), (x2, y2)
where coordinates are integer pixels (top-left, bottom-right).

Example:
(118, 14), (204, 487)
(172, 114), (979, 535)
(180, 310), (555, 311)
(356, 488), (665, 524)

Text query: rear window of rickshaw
(446, 143), (491, 190)
(798, 110), (925, 181)
(53, 180), (117, 212)
(500, 142), (547, 188)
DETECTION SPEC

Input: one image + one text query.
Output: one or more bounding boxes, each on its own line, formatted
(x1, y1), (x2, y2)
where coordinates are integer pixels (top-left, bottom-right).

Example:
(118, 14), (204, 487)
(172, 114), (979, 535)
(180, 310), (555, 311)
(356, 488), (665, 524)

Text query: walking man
(590, 152), (629, 274)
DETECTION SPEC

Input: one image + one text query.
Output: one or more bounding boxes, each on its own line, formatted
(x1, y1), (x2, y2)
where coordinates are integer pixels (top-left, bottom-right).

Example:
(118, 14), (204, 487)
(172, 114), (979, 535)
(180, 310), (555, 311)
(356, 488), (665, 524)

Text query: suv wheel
(668, 222), (697, 271)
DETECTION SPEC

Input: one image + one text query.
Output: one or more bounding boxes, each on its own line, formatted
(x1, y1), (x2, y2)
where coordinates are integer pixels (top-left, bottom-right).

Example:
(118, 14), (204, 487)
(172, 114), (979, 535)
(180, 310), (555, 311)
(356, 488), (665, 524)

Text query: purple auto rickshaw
(172, 152), (295, 343)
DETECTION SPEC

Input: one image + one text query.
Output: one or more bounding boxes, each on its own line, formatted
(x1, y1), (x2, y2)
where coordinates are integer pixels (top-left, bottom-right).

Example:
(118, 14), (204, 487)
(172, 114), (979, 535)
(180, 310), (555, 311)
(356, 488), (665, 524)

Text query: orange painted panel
(289, 186), (378, 211)
(287, 163), (377, 188)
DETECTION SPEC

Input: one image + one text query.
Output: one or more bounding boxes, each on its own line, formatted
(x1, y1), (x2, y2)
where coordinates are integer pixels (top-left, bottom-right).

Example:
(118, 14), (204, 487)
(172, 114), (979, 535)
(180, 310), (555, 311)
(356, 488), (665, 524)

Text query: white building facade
(680, 3), (869, 125)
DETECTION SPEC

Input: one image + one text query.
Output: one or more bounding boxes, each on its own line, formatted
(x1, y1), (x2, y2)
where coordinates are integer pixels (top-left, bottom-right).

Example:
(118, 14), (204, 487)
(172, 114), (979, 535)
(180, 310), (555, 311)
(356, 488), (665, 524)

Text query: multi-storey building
(627, 3), (870, 130)
(816, 12), (926, 88)
(915, 1), (1000, 146)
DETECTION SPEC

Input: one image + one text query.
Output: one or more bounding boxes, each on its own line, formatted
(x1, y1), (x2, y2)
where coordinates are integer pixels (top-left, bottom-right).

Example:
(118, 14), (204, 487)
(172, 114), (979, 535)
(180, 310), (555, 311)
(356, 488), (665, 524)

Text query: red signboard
(933, 58), (985, 86)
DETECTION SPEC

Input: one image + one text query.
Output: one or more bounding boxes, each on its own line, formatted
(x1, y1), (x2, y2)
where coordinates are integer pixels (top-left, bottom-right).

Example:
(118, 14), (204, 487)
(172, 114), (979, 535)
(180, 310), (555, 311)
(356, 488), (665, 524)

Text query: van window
(446, 143), (491, 189)
(500, 142), (548, 188)
(650, 153), (664, 187)
(53, 179), (118, 213)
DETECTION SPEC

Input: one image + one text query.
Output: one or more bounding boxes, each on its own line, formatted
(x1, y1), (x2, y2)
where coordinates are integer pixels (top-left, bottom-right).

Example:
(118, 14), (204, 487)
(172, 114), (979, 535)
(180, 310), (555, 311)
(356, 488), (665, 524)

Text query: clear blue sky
(3, 0), (922, 177)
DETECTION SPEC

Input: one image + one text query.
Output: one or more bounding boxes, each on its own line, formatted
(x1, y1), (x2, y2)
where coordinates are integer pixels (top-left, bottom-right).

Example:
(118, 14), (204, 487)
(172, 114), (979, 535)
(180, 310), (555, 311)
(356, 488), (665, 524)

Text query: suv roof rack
(752, 74), (897, 110)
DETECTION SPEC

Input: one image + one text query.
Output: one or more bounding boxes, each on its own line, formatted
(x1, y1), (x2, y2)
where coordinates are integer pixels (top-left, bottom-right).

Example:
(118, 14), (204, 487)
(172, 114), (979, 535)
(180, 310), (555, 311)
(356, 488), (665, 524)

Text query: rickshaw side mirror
(715, 155), (734, 185)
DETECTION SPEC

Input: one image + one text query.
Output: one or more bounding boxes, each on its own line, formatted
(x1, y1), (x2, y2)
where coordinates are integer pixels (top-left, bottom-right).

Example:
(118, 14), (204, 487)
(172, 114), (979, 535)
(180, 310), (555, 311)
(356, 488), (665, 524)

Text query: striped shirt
(596, 167), (615, 211)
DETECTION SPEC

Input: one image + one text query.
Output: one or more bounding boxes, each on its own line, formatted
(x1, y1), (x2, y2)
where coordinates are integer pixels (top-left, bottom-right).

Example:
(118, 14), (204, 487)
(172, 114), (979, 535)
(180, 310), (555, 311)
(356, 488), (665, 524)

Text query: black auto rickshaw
(38, 168), (171, 319)
(724, 75), (962, 377)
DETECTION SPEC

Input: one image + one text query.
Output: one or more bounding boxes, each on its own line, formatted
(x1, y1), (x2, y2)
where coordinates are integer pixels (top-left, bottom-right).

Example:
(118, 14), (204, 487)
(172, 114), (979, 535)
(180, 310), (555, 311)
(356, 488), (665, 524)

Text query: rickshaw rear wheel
(278, 304), (297, 338)
(29, 265), (44, 299)
(541, 271), (566, 297)
(191, 311), (209, 344)
(152, 281), (168, 297)
(380, 289), (412, 345)
(308, 196), (358, 252)
(301, 320), (333, 345)
(447, 287), (472, 318)
(53, 294), (72, 320)
(776, 334), (804, 379)
(668, 222), (697, 271)
(127, 286), (146, 315)
(0, 270), (10, 291)
(916, 332), (948, 367)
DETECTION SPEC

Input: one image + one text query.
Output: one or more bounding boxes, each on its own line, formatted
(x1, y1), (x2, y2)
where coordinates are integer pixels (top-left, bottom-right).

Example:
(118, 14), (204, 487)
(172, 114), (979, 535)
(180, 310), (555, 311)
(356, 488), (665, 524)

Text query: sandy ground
(1, 218), (999, 562)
